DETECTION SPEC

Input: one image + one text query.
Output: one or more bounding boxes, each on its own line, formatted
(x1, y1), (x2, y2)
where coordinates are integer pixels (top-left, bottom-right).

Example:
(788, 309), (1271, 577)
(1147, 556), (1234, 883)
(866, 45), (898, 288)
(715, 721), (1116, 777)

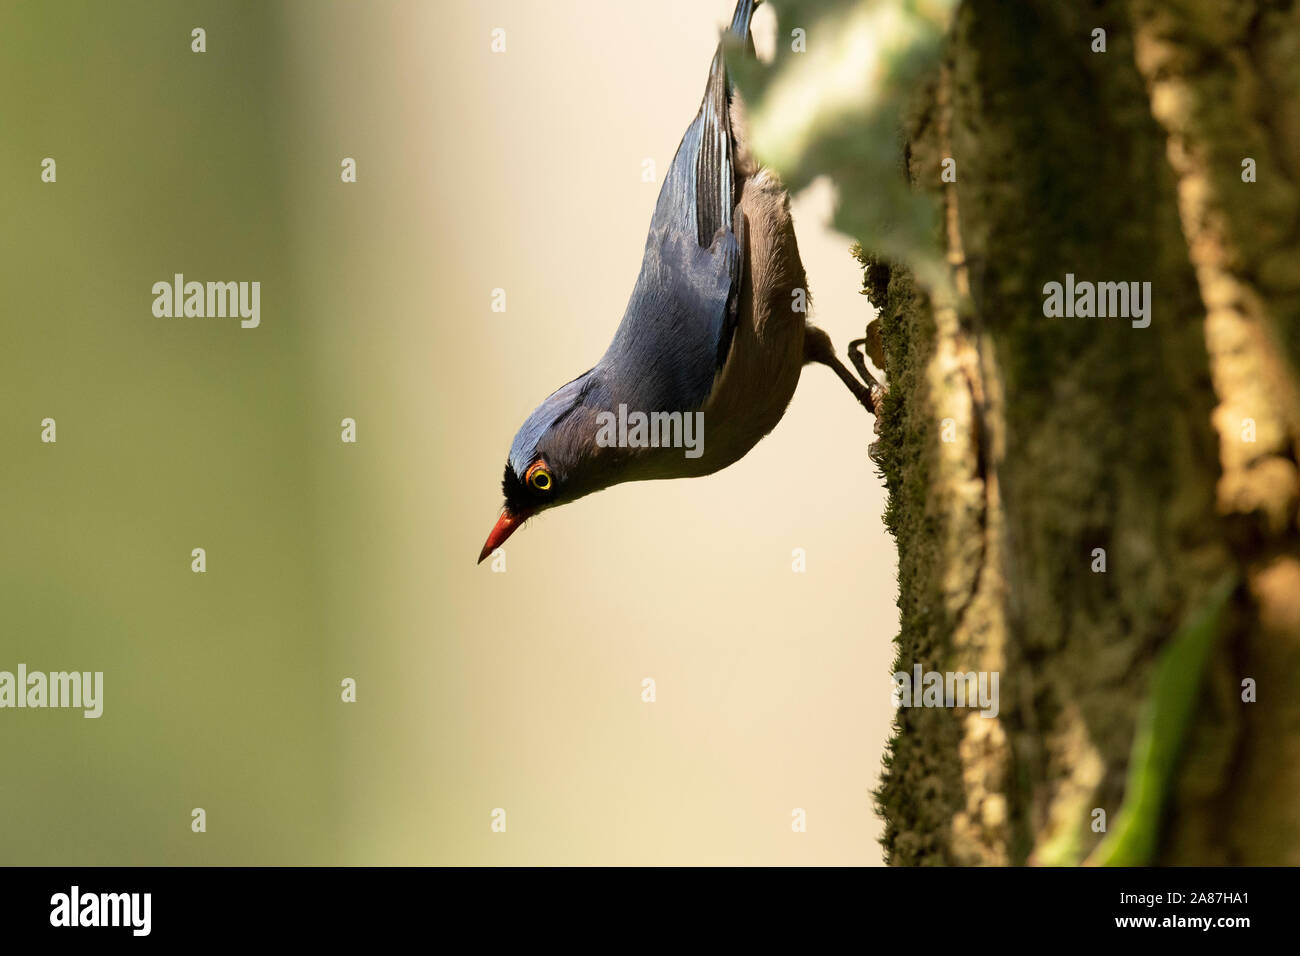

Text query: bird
(479, 0), (882, 564)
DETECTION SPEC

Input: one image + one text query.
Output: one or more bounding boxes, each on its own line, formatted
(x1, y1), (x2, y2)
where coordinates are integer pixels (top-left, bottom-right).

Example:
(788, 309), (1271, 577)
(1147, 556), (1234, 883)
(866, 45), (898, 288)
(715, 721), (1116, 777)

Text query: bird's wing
(600, 38), (748, 414)
(694, 47), (735, 249)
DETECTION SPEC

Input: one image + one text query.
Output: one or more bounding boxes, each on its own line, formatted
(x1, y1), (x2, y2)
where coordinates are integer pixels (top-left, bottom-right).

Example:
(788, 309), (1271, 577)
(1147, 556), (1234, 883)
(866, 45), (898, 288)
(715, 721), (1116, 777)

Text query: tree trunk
(867, 0), (1300, 866)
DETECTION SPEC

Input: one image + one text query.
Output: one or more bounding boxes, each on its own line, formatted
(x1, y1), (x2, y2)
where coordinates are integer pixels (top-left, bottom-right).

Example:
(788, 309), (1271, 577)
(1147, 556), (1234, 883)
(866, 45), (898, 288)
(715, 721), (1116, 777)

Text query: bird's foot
(847, 338), (882, 390)
(846, 338), (887, 416)
(854, 341), (888, 466)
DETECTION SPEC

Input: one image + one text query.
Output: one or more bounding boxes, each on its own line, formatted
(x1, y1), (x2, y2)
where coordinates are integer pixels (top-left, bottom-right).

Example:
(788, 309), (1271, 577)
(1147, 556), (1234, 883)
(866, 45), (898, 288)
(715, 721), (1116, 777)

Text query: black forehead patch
(502, 461), (531, 511)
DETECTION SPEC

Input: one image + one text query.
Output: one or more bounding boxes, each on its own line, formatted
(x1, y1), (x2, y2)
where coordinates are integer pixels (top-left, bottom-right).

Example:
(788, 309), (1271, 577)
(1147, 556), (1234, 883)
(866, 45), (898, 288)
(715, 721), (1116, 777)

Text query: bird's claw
(847, 338), (882, 392)
(847, 338), (888, 417)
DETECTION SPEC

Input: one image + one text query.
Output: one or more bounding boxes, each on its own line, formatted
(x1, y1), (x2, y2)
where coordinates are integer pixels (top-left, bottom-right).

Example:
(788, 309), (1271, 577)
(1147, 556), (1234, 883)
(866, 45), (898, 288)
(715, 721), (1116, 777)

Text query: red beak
(478, 508), (532, 563)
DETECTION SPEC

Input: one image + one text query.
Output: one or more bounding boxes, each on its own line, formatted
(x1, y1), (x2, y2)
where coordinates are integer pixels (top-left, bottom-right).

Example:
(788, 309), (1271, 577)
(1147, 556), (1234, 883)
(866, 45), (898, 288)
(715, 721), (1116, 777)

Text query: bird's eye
(526, 462), (553, 492)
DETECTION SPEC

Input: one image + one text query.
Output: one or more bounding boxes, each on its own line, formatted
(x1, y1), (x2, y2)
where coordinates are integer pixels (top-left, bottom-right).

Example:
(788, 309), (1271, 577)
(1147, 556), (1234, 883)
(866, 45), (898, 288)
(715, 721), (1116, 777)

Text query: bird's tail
(729, 0), (759, 45)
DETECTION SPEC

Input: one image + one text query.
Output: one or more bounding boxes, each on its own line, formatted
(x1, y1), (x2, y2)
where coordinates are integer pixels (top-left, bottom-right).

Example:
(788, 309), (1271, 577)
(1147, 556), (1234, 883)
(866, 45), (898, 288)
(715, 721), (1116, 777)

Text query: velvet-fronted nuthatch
(480, 0), (882, 562)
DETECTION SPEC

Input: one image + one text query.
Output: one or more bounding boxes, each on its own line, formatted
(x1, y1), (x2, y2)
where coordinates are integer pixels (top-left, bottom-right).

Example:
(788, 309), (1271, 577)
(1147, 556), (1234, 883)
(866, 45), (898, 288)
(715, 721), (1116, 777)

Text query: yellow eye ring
(527, 463), (552, 491)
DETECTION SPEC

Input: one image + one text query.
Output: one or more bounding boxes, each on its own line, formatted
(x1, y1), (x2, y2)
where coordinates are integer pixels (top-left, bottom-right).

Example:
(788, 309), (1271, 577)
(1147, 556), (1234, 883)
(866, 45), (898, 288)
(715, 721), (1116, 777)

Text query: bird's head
(478, 369), (621, 563)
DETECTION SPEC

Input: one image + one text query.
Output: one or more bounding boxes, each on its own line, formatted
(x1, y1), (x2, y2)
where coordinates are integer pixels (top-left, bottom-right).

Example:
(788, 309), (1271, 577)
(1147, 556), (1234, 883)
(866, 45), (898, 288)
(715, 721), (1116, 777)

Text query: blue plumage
(508, 4), (754, 475)
(482, 0), (880, 563)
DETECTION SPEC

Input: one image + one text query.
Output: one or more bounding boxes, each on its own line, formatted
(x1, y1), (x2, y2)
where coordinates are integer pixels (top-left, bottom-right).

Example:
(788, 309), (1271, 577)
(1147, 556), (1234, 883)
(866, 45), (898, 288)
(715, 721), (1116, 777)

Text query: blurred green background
(1, 0), (340, 864)
(1, 0), (896, 865)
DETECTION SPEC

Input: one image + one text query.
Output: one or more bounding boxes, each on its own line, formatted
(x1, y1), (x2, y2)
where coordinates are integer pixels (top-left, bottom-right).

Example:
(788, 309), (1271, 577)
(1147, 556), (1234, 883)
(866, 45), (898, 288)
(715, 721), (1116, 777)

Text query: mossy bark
(867, 0), (1300, 866)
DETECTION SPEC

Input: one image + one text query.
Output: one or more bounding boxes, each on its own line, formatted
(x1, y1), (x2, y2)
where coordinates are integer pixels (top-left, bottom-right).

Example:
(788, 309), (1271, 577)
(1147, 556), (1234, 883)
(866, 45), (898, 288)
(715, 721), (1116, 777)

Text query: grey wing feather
(694, 49), (734, 248)
(598, 9), (755, 414)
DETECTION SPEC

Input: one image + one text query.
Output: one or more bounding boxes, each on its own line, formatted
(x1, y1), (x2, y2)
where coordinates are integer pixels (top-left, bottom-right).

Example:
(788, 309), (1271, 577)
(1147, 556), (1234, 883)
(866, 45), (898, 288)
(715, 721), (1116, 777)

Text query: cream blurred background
(1, 0), (895, 865)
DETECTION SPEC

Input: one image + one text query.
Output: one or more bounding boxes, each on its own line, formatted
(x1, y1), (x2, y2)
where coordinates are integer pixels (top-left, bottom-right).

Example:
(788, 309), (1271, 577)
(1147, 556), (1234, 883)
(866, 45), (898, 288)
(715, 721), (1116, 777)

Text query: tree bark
(867, 0), (1300, 866)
